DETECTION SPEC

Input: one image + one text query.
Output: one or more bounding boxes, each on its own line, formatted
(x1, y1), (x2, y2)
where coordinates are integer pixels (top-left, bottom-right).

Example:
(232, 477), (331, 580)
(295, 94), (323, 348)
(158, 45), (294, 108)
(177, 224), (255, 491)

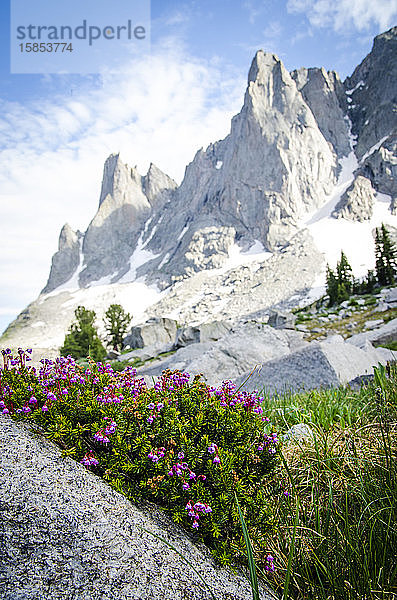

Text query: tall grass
(259, 365), (397, 599)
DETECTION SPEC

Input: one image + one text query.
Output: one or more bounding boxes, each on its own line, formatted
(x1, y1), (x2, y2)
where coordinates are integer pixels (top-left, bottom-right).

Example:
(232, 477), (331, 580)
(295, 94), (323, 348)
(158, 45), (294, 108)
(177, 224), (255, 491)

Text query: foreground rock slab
(0, 416), (272, 600)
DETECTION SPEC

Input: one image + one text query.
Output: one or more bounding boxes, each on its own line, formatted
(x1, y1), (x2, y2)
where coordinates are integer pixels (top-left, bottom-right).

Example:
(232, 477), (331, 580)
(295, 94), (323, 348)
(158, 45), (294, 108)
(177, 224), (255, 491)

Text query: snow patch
(360, 135), (389, 163)
(215, 160), (223, 169)
(346, 80), (364, 95)
(177, 225), (189, 241)
(158, 253), (170, 269)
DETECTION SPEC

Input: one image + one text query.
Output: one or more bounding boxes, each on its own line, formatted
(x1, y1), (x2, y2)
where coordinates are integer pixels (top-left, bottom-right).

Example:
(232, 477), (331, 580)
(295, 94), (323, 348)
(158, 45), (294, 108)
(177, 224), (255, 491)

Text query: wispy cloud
(0, 43), (245, 331)
(287, 0), (397, 32)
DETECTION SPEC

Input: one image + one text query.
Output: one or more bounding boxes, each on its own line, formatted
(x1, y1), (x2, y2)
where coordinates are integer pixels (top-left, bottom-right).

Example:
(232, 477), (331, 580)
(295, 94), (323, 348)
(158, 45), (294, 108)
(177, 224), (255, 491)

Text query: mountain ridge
(1, 27), (396, 353)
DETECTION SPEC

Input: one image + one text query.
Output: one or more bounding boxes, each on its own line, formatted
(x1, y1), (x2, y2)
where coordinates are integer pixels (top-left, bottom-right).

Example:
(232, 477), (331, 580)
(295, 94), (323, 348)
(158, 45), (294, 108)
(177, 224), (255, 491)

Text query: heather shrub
(0, 349), (278, 570)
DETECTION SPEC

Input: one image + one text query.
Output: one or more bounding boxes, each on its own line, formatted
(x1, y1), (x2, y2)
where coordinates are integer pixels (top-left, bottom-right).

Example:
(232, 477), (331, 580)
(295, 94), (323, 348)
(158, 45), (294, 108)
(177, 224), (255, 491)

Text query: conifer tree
(104, 304), (132, 351)
(326, 251), (354, 306)
(336, 251), (353, 295)
(61, 306), (106, 362)
(326, 264), (339, 306)
(375, 224), (397, 286)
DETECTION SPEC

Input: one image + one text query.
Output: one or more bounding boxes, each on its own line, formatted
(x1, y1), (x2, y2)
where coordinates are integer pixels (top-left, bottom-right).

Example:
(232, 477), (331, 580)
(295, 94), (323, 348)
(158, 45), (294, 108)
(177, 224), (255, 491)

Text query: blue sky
(0, 0), (396, 335)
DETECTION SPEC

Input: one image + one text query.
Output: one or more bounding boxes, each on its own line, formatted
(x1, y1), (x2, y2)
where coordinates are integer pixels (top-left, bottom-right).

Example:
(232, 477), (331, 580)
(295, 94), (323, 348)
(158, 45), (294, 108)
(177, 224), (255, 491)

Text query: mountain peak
(247, 50), (283, 85)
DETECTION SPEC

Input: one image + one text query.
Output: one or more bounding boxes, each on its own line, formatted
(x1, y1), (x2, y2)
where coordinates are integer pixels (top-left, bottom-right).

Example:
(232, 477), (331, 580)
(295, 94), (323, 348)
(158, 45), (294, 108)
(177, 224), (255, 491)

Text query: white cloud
(0, 44), (245, 332)
(287, 0), (397, 32)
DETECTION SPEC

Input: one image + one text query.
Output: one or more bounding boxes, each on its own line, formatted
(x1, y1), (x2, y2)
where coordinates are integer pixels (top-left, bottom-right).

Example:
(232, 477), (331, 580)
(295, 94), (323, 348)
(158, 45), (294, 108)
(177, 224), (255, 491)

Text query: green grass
(257, 365), (397, 599)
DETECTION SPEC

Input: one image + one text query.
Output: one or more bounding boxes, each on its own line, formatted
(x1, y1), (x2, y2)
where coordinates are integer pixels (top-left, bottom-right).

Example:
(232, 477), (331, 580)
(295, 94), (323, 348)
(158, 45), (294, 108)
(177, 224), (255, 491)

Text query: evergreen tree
(326, 264), (339, 306)
(336, 251), (353, 295)
(376, 224), (397, 286)
(326, 251), (354, 306)
(60, 306), (106, 362)
(104, 304), (132, 351)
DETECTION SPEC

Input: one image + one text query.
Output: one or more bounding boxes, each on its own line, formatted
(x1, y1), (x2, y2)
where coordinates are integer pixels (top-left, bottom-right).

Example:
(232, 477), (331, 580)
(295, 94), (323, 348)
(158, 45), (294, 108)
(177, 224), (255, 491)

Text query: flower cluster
(208, 442), (221, 464)
(146, 400), (164, 424)
(167, 458), (206, 490)
(81, 451), (99, 467)
(264, 554), (275, 573)
(148, 447), (166, 462)
(93, 417), (117, 444)
(153, 370), (190, 392)
(1, 351), (279, 574)
(185, 500), (212, 528)
(258, 432), (278, 454)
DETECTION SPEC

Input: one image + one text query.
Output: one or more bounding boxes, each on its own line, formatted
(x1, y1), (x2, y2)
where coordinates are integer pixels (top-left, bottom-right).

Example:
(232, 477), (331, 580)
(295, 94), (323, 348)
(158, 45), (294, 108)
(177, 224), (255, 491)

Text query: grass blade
(234, 493), (260, 600)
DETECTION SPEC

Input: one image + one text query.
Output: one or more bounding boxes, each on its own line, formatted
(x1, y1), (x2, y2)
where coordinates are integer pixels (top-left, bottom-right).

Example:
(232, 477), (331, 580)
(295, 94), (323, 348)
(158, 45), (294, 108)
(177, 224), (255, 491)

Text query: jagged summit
(2, 27), (397, 352)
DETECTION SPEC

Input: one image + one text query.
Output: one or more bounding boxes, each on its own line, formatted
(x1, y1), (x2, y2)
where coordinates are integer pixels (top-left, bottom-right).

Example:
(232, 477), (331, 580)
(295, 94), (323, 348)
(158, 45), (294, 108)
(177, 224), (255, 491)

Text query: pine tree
(326, 264), (339, 306)
(60, 306), (106, 362)
(336, 251), (353, 295)
(104, 304), (132, 351)
(375, 227), (387, 285)
(380, 224), (397, 285)
(326, 252), (354, 306)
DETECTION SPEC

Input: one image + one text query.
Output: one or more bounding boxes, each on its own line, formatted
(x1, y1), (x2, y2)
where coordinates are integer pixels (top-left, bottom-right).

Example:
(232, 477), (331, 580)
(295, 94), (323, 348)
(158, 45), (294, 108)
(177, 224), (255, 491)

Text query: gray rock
(235, 338), (392, 395)
(176, 325), (201, 348)
(42, 224), (82, 294)
(364, 319), (384, 330)
(268, 310), (296, 329)
(360, 133), (397, 208)
(384, 287), (397, 304)
(344, 27), (397, 161)
(139, 322), (308, 387)
(332, 175), (375, 221)
(123, 317), (177, 350)
(0, 415), (272, 600)
(347, 317), (397, 347)
(106, 350), (120, 360)
(176, 321), (232, 348)
(291, 67), (350, 157)
(282, 423), (314, 444)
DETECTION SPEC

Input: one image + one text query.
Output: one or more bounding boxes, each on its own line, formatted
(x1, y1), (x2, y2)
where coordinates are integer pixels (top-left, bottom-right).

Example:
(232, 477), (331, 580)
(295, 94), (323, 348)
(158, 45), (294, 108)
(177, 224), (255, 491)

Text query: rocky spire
(42, 223), (81, 293)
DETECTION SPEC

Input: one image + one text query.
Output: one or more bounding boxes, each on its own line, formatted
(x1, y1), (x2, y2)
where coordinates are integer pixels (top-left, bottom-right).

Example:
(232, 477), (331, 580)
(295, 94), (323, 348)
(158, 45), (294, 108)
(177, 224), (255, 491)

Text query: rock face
(332, 175), (375, 221)
(0, 415), (272, 600)
(360, 133), (397, 210)
(344, 27), (397, 161)
(42, 224), (82, 294)
(291, 67), (350, 158)
(235, 337), (393, 395)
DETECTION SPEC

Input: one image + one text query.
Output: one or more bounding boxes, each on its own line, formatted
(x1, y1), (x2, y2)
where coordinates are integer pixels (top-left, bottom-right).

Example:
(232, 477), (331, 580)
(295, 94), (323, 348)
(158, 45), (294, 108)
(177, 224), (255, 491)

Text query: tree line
(326, 224), (397, 306)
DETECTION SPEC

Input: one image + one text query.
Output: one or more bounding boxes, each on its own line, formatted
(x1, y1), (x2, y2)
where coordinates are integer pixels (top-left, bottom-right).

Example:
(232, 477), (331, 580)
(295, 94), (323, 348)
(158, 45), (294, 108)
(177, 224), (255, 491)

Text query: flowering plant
(1, 349), (279, 569)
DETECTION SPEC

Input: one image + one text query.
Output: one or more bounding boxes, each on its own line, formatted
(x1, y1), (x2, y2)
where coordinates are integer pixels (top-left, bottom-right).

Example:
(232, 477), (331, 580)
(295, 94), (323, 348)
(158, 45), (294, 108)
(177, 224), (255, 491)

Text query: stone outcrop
(138, 321), (308, 387)
(332, 175), (375, 221)
(42, 224), (82, 294)
(234, 337), (393, 395)
(0, 415), (272, 600)
(123, 317), (178, 350)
